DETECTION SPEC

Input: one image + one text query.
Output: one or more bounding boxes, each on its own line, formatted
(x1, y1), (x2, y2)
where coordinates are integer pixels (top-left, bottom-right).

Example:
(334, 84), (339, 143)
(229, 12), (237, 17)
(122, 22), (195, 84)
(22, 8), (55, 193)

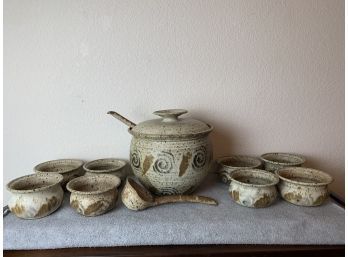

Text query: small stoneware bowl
(66, 174), (121, 217)
(34, 159), (84, 187)
(228, 169), (279, 208)
(83, 158), (127, 179)
(260, 153), (305, 173)
(276, 167), (333, 206)
(217, 156), (263, 184)
(6, 172), (64, 219)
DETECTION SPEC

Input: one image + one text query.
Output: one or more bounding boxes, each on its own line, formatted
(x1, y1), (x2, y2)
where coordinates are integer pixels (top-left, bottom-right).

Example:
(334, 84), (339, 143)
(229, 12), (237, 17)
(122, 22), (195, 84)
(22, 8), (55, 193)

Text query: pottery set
(217, 153), (306, 185)
(6, 157), (129, 219)
(218, 154), (333, 208)
(5, 108), (335, 219)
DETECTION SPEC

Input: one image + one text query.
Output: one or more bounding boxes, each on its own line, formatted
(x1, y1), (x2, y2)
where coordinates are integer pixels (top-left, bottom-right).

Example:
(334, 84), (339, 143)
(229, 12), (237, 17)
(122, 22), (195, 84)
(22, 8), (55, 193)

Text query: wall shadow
(189, 110), (245, 174)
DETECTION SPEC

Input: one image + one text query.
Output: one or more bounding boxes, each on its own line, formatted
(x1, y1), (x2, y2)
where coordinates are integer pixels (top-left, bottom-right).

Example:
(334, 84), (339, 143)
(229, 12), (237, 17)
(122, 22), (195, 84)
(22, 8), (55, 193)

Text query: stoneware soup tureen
(108, 109), (213, 195)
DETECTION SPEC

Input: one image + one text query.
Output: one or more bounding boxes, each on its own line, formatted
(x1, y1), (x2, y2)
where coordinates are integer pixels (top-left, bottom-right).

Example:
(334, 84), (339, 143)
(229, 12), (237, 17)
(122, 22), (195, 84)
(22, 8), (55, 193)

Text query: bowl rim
(83, 158), (127, 173)
(228, 168), (279, 188)
(34, 159), (84, 174)
(6, 172), (64, 193)
(275, 167), (333, 186)
(260, 152), (305, 166)
(66, 174), (121, 195)
(217, 155), (262, 169)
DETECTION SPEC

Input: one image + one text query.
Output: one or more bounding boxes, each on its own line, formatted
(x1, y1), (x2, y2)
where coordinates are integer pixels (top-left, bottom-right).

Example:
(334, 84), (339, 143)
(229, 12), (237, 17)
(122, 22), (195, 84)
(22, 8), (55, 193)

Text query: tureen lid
(130, 109), (213, 139)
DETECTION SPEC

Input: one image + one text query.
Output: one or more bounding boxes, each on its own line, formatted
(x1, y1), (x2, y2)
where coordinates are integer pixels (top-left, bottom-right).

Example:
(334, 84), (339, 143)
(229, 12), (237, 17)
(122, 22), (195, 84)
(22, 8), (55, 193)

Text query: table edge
(4, 244), (345, 257)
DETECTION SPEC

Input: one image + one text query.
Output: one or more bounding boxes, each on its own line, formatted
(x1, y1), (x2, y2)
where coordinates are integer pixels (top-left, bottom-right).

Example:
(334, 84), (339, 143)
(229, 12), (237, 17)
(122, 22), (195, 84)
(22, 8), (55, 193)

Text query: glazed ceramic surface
(217, 155), (262, 184)
(109, 109), (213, 195)
(228, 169), (279, 208)
(34, 159), (84, 187)
(121, 177), (155, 211)
(121, 177), (218, 211)
(6, 172), (64, 219)
(260, 153), (305, 173)
(276, 167), (333, 206)
(66, 174), (120, 216)
(83, 158), (127, 179)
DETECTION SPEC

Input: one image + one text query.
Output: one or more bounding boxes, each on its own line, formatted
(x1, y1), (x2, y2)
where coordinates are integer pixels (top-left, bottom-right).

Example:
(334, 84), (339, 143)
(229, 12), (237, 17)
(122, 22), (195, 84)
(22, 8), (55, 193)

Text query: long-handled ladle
(121, 177), (218, 211)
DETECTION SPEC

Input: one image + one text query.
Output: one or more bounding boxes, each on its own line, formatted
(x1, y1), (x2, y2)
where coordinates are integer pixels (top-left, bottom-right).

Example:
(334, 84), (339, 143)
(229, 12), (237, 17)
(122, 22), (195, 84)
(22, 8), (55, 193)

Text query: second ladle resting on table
(121, 177), (218, 211)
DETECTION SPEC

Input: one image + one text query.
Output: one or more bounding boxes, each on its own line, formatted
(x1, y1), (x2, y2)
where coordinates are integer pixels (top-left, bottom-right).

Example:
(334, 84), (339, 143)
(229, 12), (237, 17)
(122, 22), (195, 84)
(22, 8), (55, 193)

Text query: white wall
(4, 0), (344, 202)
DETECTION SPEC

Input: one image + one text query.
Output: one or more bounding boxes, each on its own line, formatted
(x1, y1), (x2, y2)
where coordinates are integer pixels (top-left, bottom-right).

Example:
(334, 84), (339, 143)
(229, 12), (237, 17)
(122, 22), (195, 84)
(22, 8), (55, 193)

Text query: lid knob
(153, 109), (188, 122)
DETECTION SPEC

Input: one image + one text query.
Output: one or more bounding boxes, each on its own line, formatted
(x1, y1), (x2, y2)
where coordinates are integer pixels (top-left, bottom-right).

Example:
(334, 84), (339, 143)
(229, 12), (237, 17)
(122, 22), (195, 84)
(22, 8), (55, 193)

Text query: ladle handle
(154, 195), (218, 206)
(107, 111), (136, 129)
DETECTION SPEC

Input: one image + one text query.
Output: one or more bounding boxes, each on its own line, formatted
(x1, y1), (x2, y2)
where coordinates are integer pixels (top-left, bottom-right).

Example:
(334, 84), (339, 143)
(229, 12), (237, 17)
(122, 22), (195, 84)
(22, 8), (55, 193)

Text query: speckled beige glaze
(6, 172), (64, 219)
(276, 167), (333, 206)
(121, 178), (155, 210)
(34, 159), (84, 188)
(260, 153), (305, 173)
(83, 158), (127, 180)
(217, 156), (263, 184)
(121, 177), (218, 211)
(109, 109), (213, 196)
(228, 169), (279, 208)
(66, 174), (120, 217)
